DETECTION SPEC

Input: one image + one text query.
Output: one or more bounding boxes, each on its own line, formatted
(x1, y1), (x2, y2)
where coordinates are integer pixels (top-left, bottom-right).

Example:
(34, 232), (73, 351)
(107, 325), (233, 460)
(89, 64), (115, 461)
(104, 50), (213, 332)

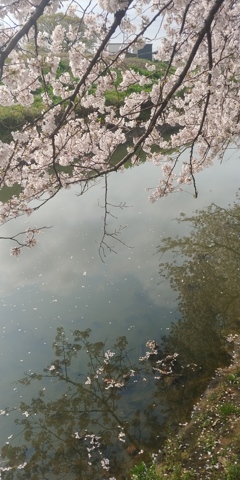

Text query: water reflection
(0, 330), (149, 478)
(1, 169), (240, 478)
(159, 200), (240, 383)
(0, 324), (220, 480)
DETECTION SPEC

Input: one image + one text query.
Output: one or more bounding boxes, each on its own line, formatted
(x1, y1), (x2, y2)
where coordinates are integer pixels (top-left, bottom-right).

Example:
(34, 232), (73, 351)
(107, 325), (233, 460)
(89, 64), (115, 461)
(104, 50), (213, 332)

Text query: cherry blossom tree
(0, 0), (239, 253)
(37, 12), (96, 51)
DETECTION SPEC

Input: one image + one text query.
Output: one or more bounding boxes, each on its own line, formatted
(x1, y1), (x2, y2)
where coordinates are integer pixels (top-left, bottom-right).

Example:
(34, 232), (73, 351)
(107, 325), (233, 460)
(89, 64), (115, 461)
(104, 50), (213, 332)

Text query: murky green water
(0, 148), (239, 478)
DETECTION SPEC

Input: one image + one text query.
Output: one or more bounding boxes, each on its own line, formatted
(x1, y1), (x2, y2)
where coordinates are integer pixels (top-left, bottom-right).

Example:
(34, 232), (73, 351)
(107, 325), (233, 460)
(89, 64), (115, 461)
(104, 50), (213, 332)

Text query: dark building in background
(137, 44), (152, 61)
(108, 43), (153, 61)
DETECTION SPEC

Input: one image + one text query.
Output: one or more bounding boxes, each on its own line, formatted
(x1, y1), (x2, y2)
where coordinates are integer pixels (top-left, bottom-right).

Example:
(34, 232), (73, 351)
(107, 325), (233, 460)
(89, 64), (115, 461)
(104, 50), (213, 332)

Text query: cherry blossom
(0, 0), (239, 250)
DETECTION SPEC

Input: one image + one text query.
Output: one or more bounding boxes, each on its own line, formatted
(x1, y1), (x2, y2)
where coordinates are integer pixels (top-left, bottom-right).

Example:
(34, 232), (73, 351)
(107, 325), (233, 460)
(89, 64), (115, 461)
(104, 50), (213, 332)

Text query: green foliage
(0, 184), (22, 202)
(130, 462), (160, 480)
(219, 402), (240, 417)
(170, 465), (195, 480)
(226, 463), (240, 480)
(129, 461), (196, 480)
(0, 104), (42, 142)
(227, 371), (240, 385)
(105, 89), (126, 107)
(130, 64), (171, 81)
(122, 58), (174, 76)
(57, 58), (70, 75)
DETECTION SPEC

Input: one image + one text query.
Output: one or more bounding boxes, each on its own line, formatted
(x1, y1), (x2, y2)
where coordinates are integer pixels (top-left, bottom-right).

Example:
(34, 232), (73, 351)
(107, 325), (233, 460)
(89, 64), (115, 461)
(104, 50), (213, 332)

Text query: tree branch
(0, 0), (51, 79)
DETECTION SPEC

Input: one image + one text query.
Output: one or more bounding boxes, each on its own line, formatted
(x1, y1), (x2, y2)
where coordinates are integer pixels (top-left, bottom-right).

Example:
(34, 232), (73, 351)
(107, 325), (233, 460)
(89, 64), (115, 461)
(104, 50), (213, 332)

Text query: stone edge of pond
(154, 334), (240, 479)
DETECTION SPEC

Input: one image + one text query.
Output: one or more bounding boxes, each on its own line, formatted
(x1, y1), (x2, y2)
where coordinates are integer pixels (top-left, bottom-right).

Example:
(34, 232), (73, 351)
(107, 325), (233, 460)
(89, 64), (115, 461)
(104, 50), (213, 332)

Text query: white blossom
(0, 0), (238, 245)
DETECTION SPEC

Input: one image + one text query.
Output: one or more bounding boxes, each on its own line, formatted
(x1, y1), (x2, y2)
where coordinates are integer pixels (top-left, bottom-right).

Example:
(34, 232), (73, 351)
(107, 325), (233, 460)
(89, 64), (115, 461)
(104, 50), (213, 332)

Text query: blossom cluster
(0, 0), (239, 244)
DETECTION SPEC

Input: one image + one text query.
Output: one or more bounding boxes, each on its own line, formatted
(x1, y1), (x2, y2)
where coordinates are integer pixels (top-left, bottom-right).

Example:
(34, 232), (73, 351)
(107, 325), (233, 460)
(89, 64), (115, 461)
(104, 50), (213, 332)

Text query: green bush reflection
(159, 200), (240, 382)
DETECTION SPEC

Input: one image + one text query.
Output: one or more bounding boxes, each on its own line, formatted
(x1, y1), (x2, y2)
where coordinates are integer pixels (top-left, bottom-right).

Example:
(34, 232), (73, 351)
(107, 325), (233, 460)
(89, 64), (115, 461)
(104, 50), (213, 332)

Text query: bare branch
(98, 175), (133, 262)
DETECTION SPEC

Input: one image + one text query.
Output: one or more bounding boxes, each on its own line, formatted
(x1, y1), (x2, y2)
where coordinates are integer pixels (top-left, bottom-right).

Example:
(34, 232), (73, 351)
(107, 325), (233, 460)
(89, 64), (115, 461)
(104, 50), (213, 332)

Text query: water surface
(0, 148), (239, 478)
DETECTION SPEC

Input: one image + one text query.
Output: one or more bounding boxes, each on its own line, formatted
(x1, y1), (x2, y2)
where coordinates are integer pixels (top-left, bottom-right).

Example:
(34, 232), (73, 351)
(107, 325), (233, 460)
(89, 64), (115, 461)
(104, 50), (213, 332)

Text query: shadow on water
(1, 199), (240, 479)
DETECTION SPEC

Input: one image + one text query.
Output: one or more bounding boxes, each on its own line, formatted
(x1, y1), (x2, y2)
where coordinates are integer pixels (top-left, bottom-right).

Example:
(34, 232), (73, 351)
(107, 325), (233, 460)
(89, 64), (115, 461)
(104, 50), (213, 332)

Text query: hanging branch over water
(0, 226), (51, 255)
(98, 174), (133, 262)
(0, 0), (239, 251)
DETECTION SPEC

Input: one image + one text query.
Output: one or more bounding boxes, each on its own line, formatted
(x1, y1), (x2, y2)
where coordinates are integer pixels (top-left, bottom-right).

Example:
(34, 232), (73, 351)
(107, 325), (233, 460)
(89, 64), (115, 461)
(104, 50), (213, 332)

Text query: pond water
(0, 147), (239, 479)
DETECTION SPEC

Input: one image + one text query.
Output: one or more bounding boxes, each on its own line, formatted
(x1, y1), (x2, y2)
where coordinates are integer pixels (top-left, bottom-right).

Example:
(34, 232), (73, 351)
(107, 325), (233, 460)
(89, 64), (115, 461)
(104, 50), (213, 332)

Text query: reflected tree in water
(159, 201), (240, 390)
(0, 328), (169, 479)
(0, 322), (216, 479)
(1, 202), (240, 478)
